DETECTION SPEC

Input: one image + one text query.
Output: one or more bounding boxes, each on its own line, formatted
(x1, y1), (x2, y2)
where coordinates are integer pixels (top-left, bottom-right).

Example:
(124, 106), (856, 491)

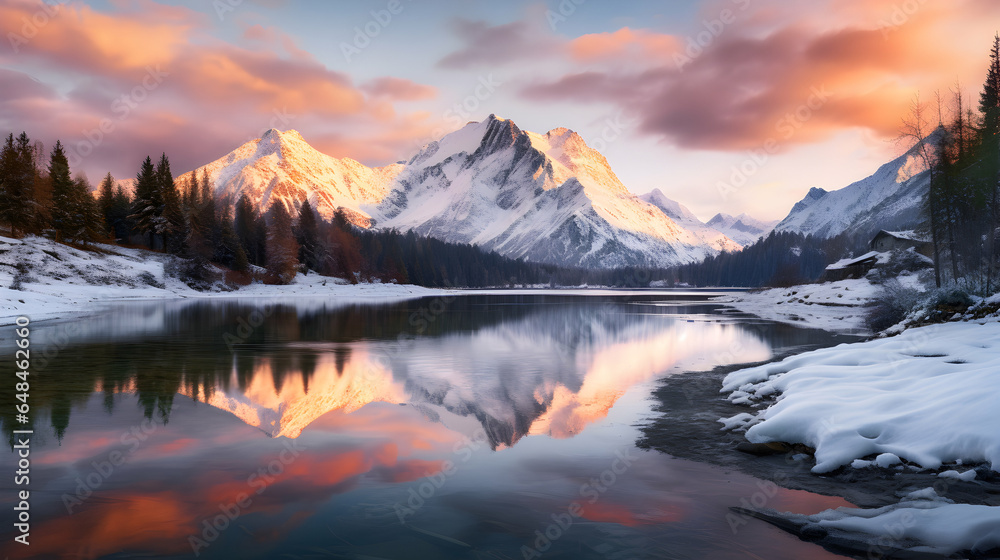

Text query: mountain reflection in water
(0, 293), (854, 560)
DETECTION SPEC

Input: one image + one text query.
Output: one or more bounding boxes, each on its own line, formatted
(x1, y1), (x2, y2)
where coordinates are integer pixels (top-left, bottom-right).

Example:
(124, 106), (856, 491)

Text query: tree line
(0, 133), (874, 290)
(904, 34), (1000, 294)
(671, 230), (855, 288)
(0, 140), (563, 288)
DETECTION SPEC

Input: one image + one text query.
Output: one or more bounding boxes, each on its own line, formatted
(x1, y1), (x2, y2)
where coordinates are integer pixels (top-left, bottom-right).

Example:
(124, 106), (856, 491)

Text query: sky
(1, 0), (998, 222)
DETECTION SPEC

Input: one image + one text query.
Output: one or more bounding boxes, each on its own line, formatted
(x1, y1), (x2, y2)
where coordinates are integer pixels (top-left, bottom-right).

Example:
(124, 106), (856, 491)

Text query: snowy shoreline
(710, 278), (884, 335)
(718, 313), (1000, 557)
(0, 234), (741, 326)
(7, 234), (1000, 555)
(0, 234), (455, 326)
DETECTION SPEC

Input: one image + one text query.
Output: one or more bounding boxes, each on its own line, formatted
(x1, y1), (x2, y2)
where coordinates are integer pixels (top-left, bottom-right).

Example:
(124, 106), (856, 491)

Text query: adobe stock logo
(673, 0), (751, 71)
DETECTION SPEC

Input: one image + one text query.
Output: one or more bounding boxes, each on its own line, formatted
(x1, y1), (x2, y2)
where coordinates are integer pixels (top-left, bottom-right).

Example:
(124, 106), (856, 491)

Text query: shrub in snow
(931, 287), (974, 310)
(137, 271), (164, 289)
(867, 249), (932, 284)
(9, 261), (30, 291)
(9, 271), (27, 291)
(165, 256), (218, 291)
(863, 279), (922, 333)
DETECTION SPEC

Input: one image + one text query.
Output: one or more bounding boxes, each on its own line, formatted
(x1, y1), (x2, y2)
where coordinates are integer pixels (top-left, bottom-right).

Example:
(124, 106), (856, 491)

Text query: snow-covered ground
(745, 488), (1000, 558)
(720, 319), (1000, 473)
(712, 278), (883, 334)
(0, 235), (447, 325)
(720, 315), (1000, 557)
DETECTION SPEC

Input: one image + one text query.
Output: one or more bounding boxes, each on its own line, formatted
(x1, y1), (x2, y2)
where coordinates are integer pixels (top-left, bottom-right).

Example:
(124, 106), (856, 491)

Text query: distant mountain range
(774, 131), (938, 241)
(175, 116), (777, 269)
(706, 213), (781, 246)
(158, 113), (928, 270)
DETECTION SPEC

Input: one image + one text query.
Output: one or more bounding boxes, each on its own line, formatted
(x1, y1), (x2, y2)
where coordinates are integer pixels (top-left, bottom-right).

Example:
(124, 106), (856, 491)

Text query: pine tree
(196, 169), (223, 262)
(234, 194), (265, 266)
(130, 156), (160, 248)
(265, 203), (299, 284)
(110, 184), (133, 241)
(980, 33), (1000, 293)
(218, 209), (248, 272)
(0, 134), (17, 235)
(97, 172), (116, 237)
(0, 132), (37, 237)
(295, 199), (320, 271)
(156, 154), (184, 254)
(71, 175), (104, 245)
(48, 141), (75, 242)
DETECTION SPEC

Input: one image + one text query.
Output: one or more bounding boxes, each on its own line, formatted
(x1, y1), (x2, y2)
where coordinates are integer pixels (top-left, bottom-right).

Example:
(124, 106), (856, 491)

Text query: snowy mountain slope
(706, 213), (779, 246)
(639, 188), (702, 223)
(775, 132), (940, 240)
(369, 115), (740, 268)
(114, 177), (136, 197)
(176, 129), (402, 226)
(641, 189), (750, 250)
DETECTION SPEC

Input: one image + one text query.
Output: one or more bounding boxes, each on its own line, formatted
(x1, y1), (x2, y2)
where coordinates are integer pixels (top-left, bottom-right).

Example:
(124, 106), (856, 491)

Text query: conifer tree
(0, 133), (24, 236)
(13, 133), (39, 235)
(71, 175), (104, 245)
(295, 199), (320, 271)
(265, 203), (299, 284)
(234, 194), (265, 266)
(218, 209), (248, 272)
(48, 141), (75, 242)
(130, 156), (160, 248)
(97, 172), (116, 237)
(156, 153), (184, 254)
(980, 34), (1000, 292)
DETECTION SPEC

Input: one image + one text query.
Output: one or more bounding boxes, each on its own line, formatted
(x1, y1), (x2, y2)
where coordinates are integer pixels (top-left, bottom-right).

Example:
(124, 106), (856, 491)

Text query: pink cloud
(362, 77), (437, 102)
(521, 0), (994, 151)
(0, 0), (439, 183)
(568, 28), (681, 62)
(436, 18), (561, 69)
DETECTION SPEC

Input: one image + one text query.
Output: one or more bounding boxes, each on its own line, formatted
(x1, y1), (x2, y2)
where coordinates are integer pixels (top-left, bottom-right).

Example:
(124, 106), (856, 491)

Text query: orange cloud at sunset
(568, 28), (682, 62)
(523, 0), (1000, 152)
(0, 0), (440, 182)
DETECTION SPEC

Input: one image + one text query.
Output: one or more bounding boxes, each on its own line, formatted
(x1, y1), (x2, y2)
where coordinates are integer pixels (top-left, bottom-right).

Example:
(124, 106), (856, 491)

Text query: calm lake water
(0, 291), (860, 559)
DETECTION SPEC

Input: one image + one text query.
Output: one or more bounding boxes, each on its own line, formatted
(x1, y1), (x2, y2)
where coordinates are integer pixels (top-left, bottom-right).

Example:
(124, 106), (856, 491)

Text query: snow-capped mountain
(368, 115), (740, 268)
(774, 130), (940, 240)
(176, 129), (402, 227)
(706, 213), (778, 246)
(640, 189), (751, 251)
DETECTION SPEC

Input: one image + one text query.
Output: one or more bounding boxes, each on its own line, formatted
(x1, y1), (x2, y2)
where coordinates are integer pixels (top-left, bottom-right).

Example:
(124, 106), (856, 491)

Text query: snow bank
(713, 278), (881, 334)
(0, 235), (447, 325)
(720, 321), (1000, 473)
(770, 489), (1000, 557)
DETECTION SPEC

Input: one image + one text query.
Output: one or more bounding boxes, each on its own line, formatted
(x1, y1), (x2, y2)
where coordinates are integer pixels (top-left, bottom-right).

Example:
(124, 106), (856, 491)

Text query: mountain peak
(774, 130), (942, 239)
(177, 128), (401, 226)
(260, 128), (302, 140)
(705, 212), (777, 245)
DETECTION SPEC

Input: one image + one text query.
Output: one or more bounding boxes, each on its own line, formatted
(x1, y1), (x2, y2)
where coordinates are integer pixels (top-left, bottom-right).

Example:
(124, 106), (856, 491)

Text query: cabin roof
(825, 251), (884, 271)
(872, 230), (930, 244)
